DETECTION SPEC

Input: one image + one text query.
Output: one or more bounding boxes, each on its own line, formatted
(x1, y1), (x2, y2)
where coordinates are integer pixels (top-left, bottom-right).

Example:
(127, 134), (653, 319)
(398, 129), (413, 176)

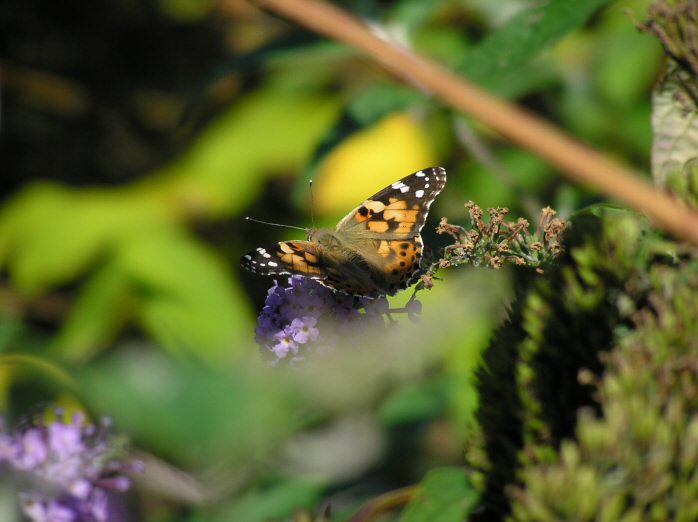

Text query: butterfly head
(310, 228), (346, 250)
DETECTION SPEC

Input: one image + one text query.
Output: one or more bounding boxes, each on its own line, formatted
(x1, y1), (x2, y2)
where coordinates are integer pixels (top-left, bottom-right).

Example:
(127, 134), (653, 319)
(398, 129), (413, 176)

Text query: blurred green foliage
(503, 211), (698, 521)
(3, 0), (692, 521)
(403, 467), (478, 521)
(470, 207), (657, 519)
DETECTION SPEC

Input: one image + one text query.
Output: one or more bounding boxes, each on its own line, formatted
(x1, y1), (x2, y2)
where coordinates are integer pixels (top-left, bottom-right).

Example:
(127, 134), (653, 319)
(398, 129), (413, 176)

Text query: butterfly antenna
(309, 179), (316, 229)
(244, 217), (307, 232)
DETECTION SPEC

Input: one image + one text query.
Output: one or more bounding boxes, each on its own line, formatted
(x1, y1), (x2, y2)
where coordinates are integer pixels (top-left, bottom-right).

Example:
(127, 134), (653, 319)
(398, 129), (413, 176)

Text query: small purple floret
(254, 276), (417, 364)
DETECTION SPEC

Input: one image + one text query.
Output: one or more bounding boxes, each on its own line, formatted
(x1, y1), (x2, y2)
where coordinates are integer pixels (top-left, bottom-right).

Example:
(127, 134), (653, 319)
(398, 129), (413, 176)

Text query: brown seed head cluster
(415, 202), (567, 293)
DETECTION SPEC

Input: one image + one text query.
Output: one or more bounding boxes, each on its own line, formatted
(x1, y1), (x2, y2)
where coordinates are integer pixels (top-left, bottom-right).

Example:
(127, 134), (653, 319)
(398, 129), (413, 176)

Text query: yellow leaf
(314, 112), (436, 216)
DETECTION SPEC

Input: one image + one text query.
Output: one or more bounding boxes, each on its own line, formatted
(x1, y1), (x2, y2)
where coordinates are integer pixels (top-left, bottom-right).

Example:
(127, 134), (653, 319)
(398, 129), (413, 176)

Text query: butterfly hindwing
(241, 241), (324, 279)
(376, 236), (424, 293)
(336, 167), (447, 239)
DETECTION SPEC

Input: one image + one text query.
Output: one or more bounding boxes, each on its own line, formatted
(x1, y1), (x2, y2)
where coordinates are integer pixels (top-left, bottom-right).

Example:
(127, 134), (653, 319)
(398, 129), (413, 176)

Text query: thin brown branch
(347, 485), (417, 521)
(252, 0), (698, 244)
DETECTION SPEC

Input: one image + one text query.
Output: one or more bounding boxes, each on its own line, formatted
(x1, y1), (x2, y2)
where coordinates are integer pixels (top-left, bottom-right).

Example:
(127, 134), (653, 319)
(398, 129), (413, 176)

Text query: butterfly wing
(333, 167), (446, 294)
(240, 241), (325, 279)
(335, 166), (447, 239)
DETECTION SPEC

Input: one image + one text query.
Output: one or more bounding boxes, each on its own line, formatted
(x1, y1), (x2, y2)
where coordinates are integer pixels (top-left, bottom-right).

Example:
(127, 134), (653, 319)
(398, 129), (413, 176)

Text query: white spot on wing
(400, 186), (409, 193)
(415, 189), (425, 198)
(416, 172), (425, 177)
(392, 181), (406, 190)
(267, 261), (278, 267)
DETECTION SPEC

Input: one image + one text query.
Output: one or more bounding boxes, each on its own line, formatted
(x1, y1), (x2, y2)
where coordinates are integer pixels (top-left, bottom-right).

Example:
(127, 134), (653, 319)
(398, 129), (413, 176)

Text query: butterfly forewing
(335, 166), (447, 239)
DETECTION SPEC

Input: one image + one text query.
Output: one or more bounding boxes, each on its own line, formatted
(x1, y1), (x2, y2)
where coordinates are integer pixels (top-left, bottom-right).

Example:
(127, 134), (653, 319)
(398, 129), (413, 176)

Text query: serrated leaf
(402, 467), (478, 522)
(651, 66), (698, 206)
(461, 0), (612, 97)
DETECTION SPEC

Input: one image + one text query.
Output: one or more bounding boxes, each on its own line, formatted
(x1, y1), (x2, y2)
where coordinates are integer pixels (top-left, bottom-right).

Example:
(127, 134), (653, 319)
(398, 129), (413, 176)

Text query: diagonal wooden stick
(253, 0), (698, 244)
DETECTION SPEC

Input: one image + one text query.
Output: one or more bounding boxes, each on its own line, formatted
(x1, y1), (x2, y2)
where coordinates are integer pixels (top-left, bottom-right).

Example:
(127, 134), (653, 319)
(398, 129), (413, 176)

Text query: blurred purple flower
(254, 276), (422, 365)
(0, 409), (141, 522)
(272, 328), (298, 358)
(362, 296), (389, 316)
(406, 298), (423, 322)
(14, 428), (48, 470)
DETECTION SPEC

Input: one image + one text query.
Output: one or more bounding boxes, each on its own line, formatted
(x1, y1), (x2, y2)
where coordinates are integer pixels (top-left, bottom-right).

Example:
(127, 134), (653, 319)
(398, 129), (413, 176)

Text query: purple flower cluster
(0, 409), (141, 522)
(255, 276), (392, 364)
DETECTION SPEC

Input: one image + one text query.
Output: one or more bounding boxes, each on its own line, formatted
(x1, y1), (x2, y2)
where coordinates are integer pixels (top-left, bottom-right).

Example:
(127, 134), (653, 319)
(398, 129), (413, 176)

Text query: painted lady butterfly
(241, 167), (447, 298)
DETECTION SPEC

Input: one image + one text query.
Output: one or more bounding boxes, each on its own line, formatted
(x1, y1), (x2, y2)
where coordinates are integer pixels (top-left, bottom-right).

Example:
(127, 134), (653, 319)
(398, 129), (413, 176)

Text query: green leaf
(119, 230), (252, 362)
(461, 0), (612, 96)
(348, 84), (428, 126)
(78, 351), (298, 465)
(153, 87), (340, 218)
(213, 478), (323, 522)
(388, 0), (451, 32)
(0, 183), (168, 294)
(53, 261), (133, 361)
(379, 377), (448, 425)
(56, 227), (252, 362)
(402, 467), (478, 522)
(0, 353), (76, 392)
(0, 318), (23, 354)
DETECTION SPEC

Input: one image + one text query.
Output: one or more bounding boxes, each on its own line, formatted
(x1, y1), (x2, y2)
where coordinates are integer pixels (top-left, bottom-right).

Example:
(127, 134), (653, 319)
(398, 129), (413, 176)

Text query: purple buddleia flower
(14, 428), (48, 470)
(254, 276), (420, 365)
(1, 409), (141, 522)
(289, 316), (319, 344)
(272, 328), (298, 358)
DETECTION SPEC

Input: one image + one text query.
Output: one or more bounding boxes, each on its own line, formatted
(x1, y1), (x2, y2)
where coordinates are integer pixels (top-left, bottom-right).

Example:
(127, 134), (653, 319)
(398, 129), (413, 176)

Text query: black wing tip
(418, 166), (446, 173)
(240, 247), (273, 275)
(410, 166), (447, 184)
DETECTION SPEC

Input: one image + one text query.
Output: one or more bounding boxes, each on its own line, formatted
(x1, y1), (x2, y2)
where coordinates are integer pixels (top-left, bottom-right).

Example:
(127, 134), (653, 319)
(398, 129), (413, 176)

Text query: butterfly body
(241, 167), (446, 298)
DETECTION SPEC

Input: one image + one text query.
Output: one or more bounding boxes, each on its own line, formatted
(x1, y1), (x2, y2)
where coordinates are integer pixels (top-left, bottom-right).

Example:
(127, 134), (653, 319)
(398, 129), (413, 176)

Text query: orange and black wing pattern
(241, 241), (324, 279)
(336, 167), (447, 239)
